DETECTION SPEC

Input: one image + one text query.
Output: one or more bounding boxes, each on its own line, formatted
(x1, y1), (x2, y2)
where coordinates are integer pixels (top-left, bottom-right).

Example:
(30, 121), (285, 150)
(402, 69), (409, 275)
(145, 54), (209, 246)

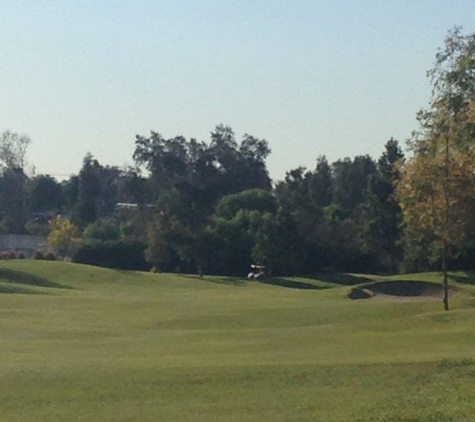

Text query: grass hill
(1, 260), (475, 421)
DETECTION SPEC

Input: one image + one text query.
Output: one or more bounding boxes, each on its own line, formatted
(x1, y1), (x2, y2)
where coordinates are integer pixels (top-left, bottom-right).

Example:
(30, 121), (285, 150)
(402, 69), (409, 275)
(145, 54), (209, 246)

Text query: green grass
(2, 261), (475, 421)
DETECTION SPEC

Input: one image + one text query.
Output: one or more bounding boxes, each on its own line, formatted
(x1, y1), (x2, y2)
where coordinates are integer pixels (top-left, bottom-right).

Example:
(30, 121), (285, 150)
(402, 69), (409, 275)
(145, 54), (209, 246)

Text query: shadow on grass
(307, 273), (374, 286)
(183, 273), (375, 290)
(258, 277), (324, 290)
(0, 268), (71, 290)
(182, 274), (247, 286)
(183, 274), (334, 290)
(0, 282), (45, 295)
(448, 272), (475, 286)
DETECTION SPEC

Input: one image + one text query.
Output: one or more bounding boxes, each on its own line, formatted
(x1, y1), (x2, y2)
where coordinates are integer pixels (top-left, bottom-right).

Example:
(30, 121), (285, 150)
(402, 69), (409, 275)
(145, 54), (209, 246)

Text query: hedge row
(73, 241), (150, 271)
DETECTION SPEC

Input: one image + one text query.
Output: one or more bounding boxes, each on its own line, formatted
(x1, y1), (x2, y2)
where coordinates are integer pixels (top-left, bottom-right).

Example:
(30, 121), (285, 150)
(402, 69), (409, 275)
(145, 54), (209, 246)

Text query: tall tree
(252, 207), (304, 275)
(308, 155), (333, 209)
(134, 126), (272, 274)
(396, 28), (475, 310)
(0, 130), (32, 233)
(0, 130), (31, 172)
(74, 153), (102, 227)
(274, 155), (381, 274)
(360, 139), (404, 272)
(27, 175), (63, 213)
(0, 168), (28, 233)
(332, 155), (377, 212)
(72, 154), (136, 227)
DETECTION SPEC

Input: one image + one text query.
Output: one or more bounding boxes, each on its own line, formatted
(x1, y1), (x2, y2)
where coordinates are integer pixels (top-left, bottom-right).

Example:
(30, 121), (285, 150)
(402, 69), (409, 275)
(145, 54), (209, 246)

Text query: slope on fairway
(1, 260), (475, 422)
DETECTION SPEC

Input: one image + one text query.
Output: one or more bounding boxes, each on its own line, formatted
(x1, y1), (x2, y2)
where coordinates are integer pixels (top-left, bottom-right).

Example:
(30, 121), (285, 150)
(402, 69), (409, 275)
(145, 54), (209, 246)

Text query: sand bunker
(349, 280), (453, 301)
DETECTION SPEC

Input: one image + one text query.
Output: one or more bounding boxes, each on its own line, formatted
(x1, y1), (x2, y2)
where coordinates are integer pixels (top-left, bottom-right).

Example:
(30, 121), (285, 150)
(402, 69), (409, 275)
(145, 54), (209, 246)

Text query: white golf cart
(247, 264), (267, 280)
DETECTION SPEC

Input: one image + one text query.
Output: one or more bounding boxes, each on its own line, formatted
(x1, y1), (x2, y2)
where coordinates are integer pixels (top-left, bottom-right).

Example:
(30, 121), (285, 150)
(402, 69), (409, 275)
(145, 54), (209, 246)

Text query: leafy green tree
(213, 188), (276, 220)
(133, 133), (190, 193)
(72, 154), (138, 227)
(275, 154), (382, 273)
(61, 175), (79, 216)
(275, 167), (311, 212)
(74, 153), (102, 226)
(27, 175), (63, 213)
(142, 187), (206, 273)
(134, 125), (272, 274)
(124, 169), (152, 206)
(213, 127), (271, 194)
(359, 139), (404, 272)
(252, 207), (304, 275)
(133, 125), (272, 208)
(208, 189), (276, 276)
(332, 155), (377, 211)
(83, 217), (121, 244)
(308, 155), (333, 209)
(0, 168), (28, 233)
(145, 211), (182, 272)
(274, 168), (328, 273)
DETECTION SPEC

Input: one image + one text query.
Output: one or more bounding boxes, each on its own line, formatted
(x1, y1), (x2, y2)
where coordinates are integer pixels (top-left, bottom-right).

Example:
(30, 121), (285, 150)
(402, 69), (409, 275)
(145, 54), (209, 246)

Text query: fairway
(2, 261), (475, 421)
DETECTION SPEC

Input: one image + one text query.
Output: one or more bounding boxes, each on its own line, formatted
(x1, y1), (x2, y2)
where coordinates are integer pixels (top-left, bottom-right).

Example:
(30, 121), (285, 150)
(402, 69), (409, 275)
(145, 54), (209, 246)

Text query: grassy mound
(1, 260), (475, 421)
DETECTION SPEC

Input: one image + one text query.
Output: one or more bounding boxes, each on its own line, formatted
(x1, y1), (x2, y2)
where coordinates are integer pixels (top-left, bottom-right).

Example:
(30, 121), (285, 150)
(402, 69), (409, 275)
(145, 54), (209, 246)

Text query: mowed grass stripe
(1, 260), (475, 421)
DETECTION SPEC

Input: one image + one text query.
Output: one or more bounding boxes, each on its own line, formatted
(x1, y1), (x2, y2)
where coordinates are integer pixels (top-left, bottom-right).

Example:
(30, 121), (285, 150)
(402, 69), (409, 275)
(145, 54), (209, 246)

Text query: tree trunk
(441, 133), (450, 312)
(442, 251), (449, 311)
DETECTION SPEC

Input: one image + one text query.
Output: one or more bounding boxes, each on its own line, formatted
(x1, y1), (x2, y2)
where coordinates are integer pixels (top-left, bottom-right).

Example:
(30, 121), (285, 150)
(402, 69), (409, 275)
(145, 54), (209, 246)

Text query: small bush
(0, 251), (12, 260)
(18, 252), (26, 260)
(34, 251), (44, 260)
(44, 252), (56, 261)
(9, 252), (16, 259)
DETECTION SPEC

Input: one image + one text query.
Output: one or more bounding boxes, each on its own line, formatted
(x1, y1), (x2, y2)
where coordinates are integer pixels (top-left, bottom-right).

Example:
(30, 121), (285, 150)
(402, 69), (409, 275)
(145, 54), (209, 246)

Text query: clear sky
(1, 1), (474, 181)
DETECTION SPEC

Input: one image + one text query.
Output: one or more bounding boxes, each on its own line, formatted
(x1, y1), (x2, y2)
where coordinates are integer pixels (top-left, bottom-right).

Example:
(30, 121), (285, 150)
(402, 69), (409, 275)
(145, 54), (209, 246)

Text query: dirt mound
(349, 280), (452, 300)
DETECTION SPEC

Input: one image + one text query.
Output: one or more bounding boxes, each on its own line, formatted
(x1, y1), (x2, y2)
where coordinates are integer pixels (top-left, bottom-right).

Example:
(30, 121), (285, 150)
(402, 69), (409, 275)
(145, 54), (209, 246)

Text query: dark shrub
(73, 241), (150, 271)
(18, 252), (26, 259)
(44, 252), (56, 261)
(34, 251), (44, 260)
(9, 252), (16, 259)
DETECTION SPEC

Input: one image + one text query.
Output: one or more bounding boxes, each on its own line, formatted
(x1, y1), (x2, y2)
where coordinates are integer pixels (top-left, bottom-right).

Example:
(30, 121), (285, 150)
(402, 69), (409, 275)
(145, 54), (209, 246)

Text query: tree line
(1, 28), (474, 282)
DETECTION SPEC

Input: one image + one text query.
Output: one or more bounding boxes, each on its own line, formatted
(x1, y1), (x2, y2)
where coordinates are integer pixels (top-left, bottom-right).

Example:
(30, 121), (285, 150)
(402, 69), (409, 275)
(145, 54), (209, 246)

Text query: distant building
(114, 203), (156, 213)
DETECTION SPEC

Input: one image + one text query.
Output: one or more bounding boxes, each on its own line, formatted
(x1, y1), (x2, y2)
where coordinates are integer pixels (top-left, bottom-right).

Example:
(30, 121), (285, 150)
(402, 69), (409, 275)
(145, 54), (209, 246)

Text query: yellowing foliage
(396, 25), (475, 312)
(48, 216), (82, 257)
(469, 100), (475, 124)
(396, 143), (475, 252)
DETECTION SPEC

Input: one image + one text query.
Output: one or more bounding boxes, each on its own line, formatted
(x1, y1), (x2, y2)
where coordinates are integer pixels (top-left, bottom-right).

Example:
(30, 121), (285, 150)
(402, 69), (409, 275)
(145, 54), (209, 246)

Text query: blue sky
(1, 1), (474, 180)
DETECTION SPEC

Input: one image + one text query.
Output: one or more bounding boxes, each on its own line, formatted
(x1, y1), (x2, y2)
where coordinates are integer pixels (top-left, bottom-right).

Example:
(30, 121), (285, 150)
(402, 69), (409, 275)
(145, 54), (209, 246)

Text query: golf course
(2, 260), (475, 421)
